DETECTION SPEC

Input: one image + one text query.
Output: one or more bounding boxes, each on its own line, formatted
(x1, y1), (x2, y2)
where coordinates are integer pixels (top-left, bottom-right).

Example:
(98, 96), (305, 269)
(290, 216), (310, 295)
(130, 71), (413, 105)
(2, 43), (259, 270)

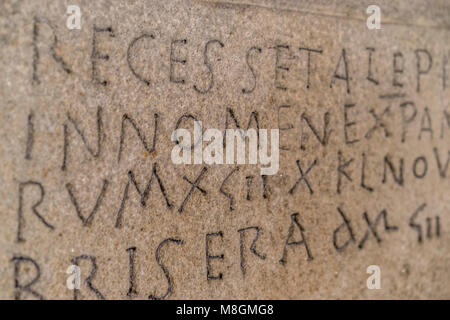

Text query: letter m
(224, 107), (260, 149)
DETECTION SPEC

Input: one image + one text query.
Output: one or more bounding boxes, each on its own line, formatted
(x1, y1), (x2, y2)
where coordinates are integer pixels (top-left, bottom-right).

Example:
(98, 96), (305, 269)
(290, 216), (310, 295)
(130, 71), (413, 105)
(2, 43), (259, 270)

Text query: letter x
(365, 106), (391, 139)
(178, 167), (207, 213)
(289, 159), (317, 195)
(358, 209), (398, 249)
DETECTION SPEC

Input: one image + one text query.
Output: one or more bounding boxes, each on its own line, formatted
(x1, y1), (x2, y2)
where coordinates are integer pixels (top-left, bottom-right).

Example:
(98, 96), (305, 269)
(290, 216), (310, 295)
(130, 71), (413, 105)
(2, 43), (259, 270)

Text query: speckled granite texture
(0, 0), (449, 299)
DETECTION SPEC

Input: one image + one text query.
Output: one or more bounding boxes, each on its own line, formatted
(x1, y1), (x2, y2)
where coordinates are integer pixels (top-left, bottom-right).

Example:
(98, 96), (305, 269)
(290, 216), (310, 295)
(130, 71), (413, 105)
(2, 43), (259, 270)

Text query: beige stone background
(0, 0), (449, 299)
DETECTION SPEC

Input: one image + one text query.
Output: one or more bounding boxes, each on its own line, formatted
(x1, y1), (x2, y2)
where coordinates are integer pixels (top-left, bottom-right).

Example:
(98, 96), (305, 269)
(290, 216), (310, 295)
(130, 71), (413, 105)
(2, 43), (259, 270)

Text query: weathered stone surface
(0, 0), (449, 299)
